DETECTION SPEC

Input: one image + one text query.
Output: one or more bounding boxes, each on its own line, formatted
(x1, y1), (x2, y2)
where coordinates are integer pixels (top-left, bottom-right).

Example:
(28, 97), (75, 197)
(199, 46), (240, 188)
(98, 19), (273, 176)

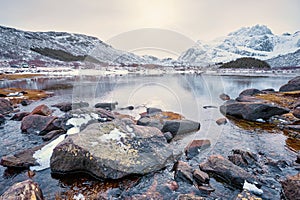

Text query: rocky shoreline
(0, 76), (299, 199)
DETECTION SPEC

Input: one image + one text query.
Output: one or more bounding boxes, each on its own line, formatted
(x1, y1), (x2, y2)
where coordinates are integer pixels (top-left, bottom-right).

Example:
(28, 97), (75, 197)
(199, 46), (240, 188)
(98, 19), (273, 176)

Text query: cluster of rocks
(219, 76), (300, 139)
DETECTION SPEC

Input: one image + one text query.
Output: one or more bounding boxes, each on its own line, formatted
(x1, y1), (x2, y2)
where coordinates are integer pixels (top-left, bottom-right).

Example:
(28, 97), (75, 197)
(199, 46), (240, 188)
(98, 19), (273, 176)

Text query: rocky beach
(0, 73), (299, 199)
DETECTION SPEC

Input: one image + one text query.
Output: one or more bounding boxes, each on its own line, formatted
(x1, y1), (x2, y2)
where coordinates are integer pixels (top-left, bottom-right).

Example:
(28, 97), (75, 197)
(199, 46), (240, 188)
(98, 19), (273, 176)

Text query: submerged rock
(50, 119), (174, 179)
(0, 179), (44, 200)
(220, 101), (289, 121)
(184, 139), (211, 159)
(52, 102), (89, 112)
(94, 102), (118, 111)
(199, 155), (256, 189)
(281, 173), (300, 200)
(10, 111), (30, 121)
(219, 93), (230, 101)
(31, 104), (52, 116)
(0, 98), (13, 114)
(21, 114), (57, 135)
(279, 76), (300, 92)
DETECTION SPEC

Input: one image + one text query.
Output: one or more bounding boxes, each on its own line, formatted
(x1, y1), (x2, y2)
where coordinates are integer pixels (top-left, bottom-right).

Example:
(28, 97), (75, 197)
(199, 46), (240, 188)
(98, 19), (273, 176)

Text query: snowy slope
(0, 25), (178, 66)
(179, 25), (300, 67)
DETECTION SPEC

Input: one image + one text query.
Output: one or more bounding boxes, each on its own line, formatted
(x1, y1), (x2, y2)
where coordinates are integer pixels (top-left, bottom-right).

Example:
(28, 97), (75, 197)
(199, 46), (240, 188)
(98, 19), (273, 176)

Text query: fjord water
(0, 74), (296, 199)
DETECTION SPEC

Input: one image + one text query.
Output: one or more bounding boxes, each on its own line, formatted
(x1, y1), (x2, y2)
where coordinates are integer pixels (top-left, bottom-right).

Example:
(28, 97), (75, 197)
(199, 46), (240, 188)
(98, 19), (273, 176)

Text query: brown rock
(281, 173), (300, 200)
(31, 104), (52, 116)
(193, 169), (209, 184)
(293, 107), (300, 119)
(185, 139), (211, 159)
(174, 161), (194, 184)
(21, 114), (57, 135)
(10, 112), (30, 121)
(42, 129), (66, 141)
(0, 179), (44, 200)
(219, 93), (230, 101)
(197, 185), (215, 193)
(0, 144), (45, 168)
(0, 98), (13, 114)
(235, 190), (261, 200)
(236, 95), (265, 103)
(216, 118), (227, 125)
(199, 155), (256, 189)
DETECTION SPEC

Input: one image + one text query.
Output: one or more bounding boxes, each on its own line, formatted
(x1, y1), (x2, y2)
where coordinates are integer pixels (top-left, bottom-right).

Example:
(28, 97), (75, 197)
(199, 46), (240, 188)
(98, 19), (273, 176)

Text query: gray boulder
(220, 101), (289, 121)
(161, 120), (200, 136)
(279, 76), (300, 92)
(50, 119), (174, 179)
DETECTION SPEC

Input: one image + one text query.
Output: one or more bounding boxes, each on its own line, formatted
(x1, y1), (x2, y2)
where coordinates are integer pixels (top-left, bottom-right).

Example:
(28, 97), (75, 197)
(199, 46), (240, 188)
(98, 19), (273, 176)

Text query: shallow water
(0, 74), (297, 199)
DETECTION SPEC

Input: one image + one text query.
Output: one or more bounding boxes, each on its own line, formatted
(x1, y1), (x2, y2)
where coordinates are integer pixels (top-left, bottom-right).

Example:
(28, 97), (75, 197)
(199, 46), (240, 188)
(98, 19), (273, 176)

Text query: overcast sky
(1, 0), (299, 57)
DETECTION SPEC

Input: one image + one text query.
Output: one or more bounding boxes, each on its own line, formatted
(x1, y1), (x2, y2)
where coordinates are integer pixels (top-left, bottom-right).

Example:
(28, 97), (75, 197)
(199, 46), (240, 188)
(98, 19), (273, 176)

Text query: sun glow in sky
(0, 0), (299, 58)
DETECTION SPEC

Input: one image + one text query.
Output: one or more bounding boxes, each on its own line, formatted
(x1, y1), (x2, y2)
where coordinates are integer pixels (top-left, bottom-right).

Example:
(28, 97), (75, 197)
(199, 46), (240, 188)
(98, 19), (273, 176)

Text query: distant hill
(219, 57), (271, 69)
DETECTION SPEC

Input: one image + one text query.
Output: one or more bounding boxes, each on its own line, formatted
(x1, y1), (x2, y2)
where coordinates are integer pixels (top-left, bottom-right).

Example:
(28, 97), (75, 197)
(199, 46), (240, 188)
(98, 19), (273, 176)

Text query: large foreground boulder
(199, 155), (256, 189)
(21, 115), (57, 135)
(220, 101), (289, 121)
(281, 173), (300, 200)
(0, 98), (13, 114)
(50, 119), (174, 179)
(0, 179), (44, 200)
(279, 76), (300, 92)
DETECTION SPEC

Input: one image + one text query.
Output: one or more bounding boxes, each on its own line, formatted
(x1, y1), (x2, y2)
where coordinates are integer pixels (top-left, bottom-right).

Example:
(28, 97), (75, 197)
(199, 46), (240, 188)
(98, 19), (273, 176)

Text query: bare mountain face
(1, 25), (299, 68)
(179, 25), (300, 68)
(0, 26), (179, 66)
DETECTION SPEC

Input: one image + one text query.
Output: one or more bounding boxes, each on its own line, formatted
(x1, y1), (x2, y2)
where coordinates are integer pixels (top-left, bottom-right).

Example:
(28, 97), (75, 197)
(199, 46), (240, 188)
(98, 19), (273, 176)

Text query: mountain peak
(229, 24), (273, 36)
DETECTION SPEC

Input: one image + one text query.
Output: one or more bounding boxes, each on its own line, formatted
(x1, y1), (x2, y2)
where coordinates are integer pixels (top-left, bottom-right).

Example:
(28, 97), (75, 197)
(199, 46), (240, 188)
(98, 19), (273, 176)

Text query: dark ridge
(219, 57), (271, 69)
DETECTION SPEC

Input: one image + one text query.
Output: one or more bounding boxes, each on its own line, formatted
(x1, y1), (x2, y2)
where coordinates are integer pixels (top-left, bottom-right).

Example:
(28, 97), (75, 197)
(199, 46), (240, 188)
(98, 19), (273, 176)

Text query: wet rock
(193, 169), (209, 184)
(0, 179), (44, 200)
(236, 95), (265, 103)
(95, 108), (115, 121)
(184, 140), (211, 159)
(239, 88), (263, 96)
(285, 125), (300, 132)
(0, 98), (13, 114)
(0, 114), (5, 125)
(95, 102), (118, 111)
(147, 107), (162, 114)
(281, 173), (300, 200)
(10, 112), (30, 121)
(50, 119), (174, 179)
(173, 161), (194, 184)
(203, 105), (218, 109)
(0, 144), (45, 168)
(42, 129), (66, 141)
(296, 153), (300, 164)
(20, 99), (32, 106)
(292, 107), (300, 119)
(197, 185), (215, 193)
(262, 88), (275, 93)
(228, 149), (258, 168)
(161, 119), (200, 136)
(21, 114), (57, 135)
(216, 118), (227, 125)
(219, 93), (230, 101)
(279, 76), (300, 92)
(31, 104), (52, 116)
(177, 194), (205, 200)
(52, 102), (89, 112)
(220, 101), (289, 121)
(235, 190), (261, 200)
(163, 132), (173, 143)
(137, 117), (164, 130)
(199, 155), (256, 189)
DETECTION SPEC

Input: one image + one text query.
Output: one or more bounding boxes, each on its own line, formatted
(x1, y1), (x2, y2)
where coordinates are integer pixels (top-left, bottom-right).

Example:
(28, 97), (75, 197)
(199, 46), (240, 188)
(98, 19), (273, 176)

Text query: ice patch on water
(243, 180), (263, 195)
(30, 134), (66, 171)
(31, 113), (99, 171)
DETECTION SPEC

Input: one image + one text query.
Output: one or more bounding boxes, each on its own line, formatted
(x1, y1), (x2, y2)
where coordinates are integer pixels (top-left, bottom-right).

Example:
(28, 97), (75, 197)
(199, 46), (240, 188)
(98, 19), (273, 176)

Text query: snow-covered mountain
(179, 25), (300, 67)
(0, 25), (179, 67)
